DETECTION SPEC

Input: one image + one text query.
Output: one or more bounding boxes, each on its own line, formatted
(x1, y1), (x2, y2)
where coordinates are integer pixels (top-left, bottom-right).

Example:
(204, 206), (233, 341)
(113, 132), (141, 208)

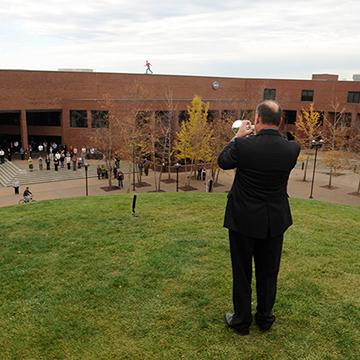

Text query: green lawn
(0, 194), (359, 359)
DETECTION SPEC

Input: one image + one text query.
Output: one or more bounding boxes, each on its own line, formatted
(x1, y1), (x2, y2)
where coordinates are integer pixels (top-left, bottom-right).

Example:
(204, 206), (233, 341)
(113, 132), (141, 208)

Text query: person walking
(144, 158), (150, 176)
(145, 60), (153, 74)
(218, 100), (300, 336)
(117, 170), (124, 189)
(12, 178), (20, 195)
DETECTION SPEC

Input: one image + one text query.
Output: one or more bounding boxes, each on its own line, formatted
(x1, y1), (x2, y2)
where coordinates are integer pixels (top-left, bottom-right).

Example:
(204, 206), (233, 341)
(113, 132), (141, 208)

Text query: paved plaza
(0, 158), (359, 208)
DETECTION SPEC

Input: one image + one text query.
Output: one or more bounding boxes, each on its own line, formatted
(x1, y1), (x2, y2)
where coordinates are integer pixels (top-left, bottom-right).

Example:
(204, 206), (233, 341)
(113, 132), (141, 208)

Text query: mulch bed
(348, 192), (360, 197)
(320, 172), (345, 177)
(213, 182), (224, 187)
(101, 186), (121, 192)
(179, 185), (198, 192)
(148, 190), (166, 192)
(320, 185), (339, 190)
(134, 182), (151, 188)
(161, 178), (176, 184)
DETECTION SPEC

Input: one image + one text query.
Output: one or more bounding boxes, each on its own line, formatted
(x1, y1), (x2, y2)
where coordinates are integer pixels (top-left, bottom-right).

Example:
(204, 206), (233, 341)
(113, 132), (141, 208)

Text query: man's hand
(234, 120), (253, 139)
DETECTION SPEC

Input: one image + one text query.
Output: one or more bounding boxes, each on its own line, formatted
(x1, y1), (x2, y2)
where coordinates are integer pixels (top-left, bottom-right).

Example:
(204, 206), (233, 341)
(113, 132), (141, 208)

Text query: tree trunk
(183, 158), (187, 186)
(106, 159), (112, 188)
(127, 170), (131, 193)
(214, 168), (220, 185)
(328, 167), (333, 188)
(158, 167), (163, 192)
(303, 155), (309, 181)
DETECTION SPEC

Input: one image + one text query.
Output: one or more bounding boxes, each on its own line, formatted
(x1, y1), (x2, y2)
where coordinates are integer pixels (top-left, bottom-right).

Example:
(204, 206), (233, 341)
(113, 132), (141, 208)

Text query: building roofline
(0, 68), (358, 83)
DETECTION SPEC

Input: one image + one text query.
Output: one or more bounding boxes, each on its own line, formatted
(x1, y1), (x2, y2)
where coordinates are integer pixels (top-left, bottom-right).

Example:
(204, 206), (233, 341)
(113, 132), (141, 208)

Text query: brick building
(0, 70), (359, 151)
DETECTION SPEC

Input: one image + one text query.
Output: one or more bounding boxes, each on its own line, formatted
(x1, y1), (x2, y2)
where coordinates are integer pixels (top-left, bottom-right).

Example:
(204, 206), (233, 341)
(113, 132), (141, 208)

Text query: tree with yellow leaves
(295, 104), (321, 181)
(175, 95), (213, 186)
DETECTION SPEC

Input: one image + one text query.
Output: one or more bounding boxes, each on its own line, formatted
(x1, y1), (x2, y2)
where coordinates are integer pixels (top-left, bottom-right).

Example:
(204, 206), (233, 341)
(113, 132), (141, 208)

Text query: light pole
(175, 162), (181, 192)
(84, 163), (89, 196)
(132, 143), (136, 191)
(309, 139), (324, 199)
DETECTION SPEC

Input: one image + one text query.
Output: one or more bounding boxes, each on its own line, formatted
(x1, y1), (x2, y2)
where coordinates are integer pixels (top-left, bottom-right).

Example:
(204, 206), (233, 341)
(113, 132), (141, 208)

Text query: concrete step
(1, 161), (131, 187)
(0, 160), (24, 187)
(13, 167), (99, 186)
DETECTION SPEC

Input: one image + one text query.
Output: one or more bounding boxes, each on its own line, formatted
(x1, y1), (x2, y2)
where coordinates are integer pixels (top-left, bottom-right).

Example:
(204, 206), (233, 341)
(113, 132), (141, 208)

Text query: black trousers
(228, 229), (283, 330)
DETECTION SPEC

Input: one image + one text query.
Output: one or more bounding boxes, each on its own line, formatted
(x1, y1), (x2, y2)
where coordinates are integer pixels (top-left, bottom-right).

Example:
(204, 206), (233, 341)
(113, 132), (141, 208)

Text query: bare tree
(320, 101), (350, 188)
(90, 96), (134, 189)
(210, 112), (235, 185)
(321, 101), (348, 151)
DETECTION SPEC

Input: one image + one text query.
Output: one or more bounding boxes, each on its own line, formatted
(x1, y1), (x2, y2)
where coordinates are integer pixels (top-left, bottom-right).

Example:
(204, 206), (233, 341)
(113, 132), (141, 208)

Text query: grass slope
(0, 194), (359, 360)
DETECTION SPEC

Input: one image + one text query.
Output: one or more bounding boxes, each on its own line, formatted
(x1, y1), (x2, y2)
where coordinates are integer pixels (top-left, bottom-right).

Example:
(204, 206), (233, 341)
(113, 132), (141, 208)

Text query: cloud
(0, 0), (359, 79)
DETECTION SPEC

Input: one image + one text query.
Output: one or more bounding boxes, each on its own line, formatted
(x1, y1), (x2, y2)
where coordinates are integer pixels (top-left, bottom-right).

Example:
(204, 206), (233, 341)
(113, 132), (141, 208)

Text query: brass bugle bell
(231, 120), (255, 134)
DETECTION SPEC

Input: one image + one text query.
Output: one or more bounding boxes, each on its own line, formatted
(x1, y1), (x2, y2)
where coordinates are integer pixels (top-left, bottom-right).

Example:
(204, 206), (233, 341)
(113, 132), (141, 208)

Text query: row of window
(69, 109), (357, 128)
(0, 108), (357, 128)
(263, 89), (360, 103)
(70, 110), (109, 128)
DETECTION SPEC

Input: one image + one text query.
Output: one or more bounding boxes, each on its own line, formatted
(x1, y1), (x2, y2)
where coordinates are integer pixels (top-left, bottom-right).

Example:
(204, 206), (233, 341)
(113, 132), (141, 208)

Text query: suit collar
(257, 128), (281, 136)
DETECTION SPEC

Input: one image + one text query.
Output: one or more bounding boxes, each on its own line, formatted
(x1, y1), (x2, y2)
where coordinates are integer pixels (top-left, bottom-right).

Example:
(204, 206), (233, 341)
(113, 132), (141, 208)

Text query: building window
(91, 110), (109, 128)
(178, 110), (189, 124)
(155, 111), (171, 127)
(283, 110), (297, 125)
(0, 111), (20, 126)
(347, 91), (360, 103)
(207, 110), (219, 122)
(70, 110), (88, 128)
(328, 112), (352, 127)
(221, 110), (237, 121)
(26, 111), (61, 126)
(136, 111), (152, 127)
(263, 88), (276, 100)
(343, 113), (352, 127)
(301, 90), (314, 102)
(239, 110), (254, 120)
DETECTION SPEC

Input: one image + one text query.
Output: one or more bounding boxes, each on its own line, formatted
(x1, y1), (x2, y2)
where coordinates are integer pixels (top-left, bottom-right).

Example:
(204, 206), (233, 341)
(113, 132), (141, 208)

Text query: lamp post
(84, 163), (89, 196)
(132, 143), (136, 191)
(309, 139), (324, 199)
(175, 162), (181, 192)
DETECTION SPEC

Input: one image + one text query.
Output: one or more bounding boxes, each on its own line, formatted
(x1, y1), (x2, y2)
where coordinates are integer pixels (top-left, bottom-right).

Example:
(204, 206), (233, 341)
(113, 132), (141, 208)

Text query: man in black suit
(218, 100), (300, 336)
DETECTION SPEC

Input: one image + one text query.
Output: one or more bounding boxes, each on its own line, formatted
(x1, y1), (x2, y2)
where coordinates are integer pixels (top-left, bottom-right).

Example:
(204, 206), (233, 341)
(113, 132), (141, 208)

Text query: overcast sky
(0, 0), (359, 80)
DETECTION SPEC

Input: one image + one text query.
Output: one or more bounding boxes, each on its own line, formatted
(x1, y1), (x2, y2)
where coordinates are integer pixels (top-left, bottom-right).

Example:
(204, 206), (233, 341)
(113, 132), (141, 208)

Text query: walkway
(0, 161), (359, 208)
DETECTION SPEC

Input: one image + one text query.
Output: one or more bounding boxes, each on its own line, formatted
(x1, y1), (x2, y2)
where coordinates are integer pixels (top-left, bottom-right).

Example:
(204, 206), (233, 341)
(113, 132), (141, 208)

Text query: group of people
(27, 147), (88, 172)
(96, 157), (125, 189)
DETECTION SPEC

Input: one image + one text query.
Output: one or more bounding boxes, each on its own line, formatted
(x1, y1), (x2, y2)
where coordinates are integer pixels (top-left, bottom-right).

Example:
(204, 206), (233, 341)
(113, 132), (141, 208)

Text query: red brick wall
(0, 70), (359, 149)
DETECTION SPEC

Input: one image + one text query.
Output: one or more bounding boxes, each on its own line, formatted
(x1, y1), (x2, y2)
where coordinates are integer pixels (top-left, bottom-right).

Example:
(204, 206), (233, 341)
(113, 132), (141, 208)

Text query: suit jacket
(218, 129), (300, 239)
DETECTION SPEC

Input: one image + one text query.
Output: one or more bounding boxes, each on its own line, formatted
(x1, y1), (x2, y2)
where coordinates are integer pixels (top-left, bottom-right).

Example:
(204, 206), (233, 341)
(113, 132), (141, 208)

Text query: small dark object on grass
(132, 194), (137, 217)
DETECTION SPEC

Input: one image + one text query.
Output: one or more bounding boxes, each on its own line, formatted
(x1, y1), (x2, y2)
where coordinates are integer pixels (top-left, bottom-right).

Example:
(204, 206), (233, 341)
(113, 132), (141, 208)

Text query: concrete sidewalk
(0, 165), (359, 208)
